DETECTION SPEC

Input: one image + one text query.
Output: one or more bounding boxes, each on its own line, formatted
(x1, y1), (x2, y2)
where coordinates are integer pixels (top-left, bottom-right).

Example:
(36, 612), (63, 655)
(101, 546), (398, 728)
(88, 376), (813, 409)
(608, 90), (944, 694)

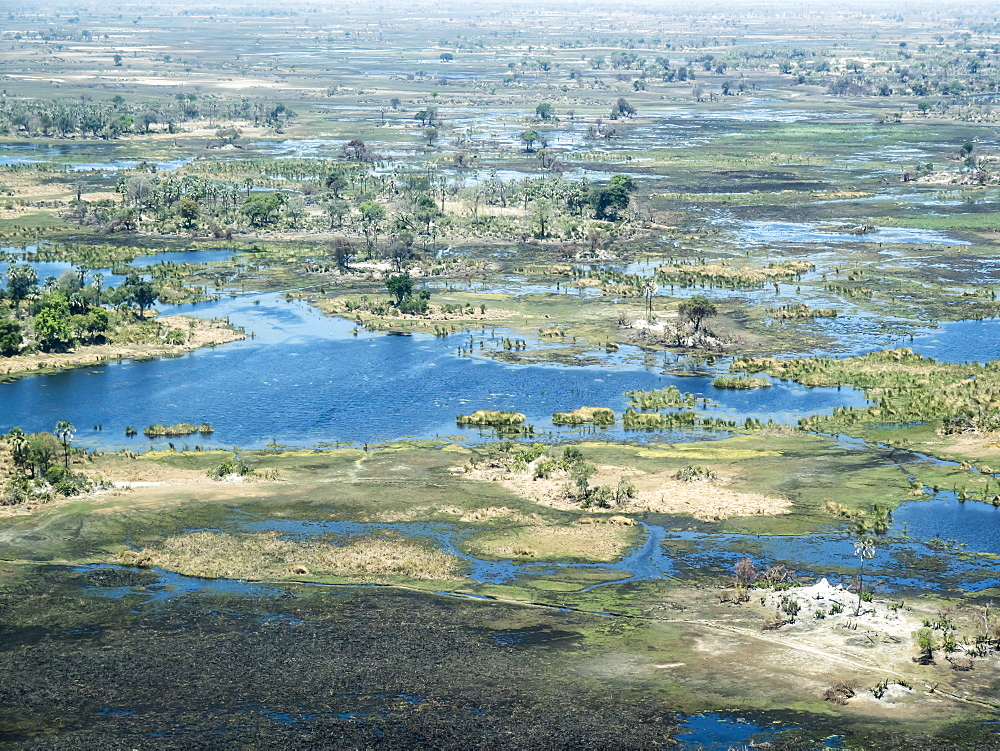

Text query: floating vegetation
(712, 375), (772, 390)
(824, 283), (873, 299)
(552, 406), (615, 427)
(622, 408), (736, 431)
(143, 422), (214, 438)
(456, 410), (526, 427)
(625, 385), (699, 410)
(768, 303), (838, 320)
(655, 260), (814, 290)
(733, 348), (1000, 435)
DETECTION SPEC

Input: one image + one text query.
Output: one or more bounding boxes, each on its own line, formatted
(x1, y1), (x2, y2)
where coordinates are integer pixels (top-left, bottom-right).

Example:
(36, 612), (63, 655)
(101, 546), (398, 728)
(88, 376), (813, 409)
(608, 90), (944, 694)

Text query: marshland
(3, 0), (1000, 747)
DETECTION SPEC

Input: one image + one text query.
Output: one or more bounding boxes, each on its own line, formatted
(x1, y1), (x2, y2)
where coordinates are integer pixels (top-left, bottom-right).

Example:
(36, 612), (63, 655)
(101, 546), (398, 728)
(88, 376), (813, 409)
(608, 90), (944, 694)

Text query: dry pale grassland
(119, 530), (462, 582)
(463, 517), (638, 562)
(462, 462), (791, 521)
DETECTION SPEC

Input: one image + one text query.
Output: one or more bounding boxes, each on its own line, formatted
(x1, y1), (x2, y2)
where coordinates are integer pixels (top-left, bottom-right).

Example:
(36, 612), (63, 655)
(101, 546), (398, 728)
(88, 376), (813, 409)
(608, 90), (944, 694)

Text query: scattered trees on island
(2, 422), (95, 505)
(0, 265), (166, 356)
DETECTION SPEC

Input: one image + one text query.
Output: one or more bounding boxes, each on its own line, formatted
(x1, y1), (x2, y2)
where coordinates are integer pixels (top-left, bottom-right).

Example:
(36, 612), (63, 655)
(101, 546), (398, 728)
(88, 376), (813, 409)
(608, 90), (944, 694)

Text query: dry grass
(463, 521), (638, 562)
(463, 462), (790, 521)
(119, 530), (463, 582)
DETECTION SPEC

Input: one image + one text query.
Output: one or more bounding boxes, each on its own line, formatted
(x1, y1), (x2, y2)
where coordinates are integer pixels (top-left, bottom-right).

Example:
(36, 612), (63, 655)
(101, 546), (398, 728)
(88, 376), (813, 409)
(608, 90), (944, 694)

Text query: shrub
(44, 466), (92, 497)
(824, 681), (855, 705)
(534, 458), (557, 479)
(208, 457), (255, 479)
(734, 557), (757, 586)
(675, 465), (717, 482)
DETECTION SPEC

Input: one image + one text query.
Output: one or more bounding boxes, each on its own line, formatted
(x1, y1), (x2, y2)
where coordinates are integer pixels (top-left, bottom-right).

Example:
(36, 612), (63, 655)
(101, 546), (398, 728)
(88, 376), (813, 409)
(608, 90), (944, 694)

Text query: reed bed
(119, 531), (462, 582)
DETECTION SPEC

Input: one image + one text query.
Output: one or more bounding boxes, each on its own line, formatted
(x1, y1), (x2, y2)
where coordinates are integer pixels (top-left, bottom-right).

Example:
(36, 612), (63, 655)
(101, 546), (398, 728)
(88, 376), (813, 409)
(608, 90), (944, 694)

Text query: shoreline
(0, 315), (246, 382)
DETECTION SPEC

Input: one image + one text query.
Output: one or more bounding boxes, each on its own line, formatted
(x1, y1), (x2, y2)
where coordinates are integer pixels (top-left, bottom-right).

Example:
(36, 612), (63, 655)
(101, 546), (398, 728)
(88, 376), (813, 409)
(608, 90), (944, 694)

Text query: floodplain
(2, 0), (1000, 747)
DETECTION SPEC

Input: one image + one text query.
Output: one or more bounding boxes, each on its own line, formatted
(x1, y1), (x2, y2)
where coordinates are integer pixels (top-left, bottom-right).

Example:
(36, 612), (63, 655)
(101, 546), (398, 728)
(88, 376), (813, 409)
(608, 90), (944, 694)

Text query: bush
(208, 457), (255, 479)
(163, 328), (186, 345)
(534, 458), (557, 479)
(675, 465), (717, 482)
(45, 466), (93, 497)
(398, 293), (429, 315)
(1, 476), (32, 506)
(824, 682), (855, 705)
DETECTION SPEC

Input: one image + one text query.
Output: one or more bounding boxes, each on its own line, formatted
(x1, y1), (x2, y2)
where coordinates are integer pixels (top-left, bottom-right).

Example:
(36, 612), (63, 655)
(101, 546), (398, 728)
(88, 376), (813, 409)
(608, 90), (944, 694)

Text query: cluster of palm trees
(5, 421), (75, 479)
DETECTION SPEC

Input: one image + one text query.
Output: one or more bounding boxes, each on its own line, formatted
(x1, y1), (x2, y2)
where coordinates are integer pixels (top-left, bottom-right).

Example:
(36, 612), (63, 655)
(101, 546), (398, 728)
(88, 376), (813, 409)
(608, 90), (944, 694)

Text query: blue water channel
(0, 292), (869, 448)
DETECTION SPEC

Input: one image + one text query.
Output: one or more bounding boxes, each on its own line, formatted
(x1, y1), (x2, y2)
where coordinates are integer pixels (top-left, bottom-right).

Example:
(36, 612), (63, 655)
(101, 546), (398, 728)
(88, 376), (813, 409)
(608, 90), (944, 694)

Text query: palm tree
(850, 504), (890, 615)
(6, 264), (39, 316)
(644, 280), (657, 320)
(92, 272), (104, 305)
(853, 538), (876, 616)
(5, 428), (27, 474)
(54, 421), (75, 469)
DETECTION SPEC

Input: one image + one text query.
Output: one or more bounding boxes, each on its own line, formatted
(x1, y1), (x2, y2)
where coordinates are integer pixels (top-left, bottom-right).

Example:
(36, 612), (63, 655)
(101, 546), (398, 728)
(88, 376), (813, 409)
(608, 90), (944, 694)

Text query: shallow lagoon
(0, 293), (868, 448)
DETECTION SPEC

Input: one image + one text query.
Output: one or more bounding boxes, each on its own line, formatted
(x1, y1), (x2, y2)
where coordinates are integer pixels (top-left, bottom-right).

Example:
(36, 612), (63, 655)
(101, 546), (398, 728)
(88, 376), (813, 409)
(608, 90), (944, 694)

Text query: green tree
(34, 294), (73, 351)
(123, 274), (156, 318)
(386, 273), (414, 305)
(588, 174), (634, 220)
(613, 97), (636, 118)
(915, 628), (936, 664)
(6, 264), (38, 315)
(413, 193), (440, 233)
(678, 294), (717, 333)
(214, 126), (241, 145)
(24, 432), (59, 478)
(83, 306), (110, 341)
(0, 319), (22, 356)
(850, 505), (891, 614)
(177, 197), (200, 228)
(358, 200), (386, 254)
(520, 129), (539, 151)
(91, 272), (104, 305)
(54, 421), (75, 469)
(324, 170), (348, 198)
(535, 102), (554, 120)
(852, 538), (876, 616)
(531, 198), (553, 238)
(240, 192), (287, 227)
(5, 428), (27, 475)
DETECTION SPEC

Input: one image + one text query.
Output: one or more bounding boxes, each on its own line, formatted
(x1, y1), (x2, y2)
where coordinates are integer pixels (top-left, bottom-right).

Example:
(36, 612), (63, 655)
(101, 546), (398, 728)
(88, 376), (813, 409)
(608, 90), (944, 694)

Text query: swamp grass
(120, 530), (464, 583)
(733, 348), (1000, 439)
(552, 406), (615, 426)
(711, 375), (771, 390)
